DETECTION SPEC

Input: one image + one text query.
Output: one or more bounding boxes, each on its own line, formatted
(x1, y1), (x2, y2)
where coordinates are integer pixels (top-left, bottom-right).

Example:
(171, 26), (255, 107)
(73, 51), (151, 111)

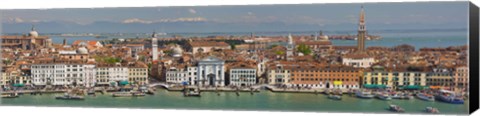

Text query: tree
(275, 51), (285, 55)
(297, 44), (312, 55)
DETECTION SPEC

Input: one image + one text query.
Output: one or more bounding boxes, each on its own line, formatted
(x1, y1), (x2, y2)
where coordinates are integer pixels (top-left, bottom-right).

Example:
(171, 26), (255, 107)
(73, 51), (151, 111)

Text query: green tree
(297, 44), (312, 55)
(275, 50), (285, 55)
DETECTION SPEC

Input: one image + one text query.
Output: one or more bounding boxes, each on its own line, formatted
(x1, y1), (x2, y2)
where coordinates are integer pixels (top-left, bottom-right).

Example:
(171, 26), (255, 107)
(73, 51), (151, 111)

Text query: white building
(166, 67), (189, 85)
(187, 67), (198, 85)
(31, 62), (96, 87)
(197, 56), (225, 86)
(229, 66), (256, 87)
(266, 64), (291, 85)
(342, 54), (375, 68)
(96, 63), (128, 86)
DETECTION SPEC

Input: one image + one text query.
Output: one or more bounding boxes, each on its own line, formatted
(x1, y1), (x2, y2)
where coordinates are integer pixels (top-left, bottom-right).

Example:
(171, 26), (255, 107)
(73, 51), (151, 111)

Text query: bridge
(148, 83), (169, 88)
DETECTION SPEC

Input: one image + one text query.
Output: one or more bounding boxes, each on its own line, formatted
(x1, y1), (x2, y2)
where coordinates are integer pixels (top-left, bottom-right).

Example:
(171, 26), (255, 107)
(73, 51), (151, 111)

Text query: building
(188, 41), (231, 54)
(229, 64), (257, 87)
(357, 5), (366, 52)
(290, 66), (361, 89)
(427, 67), (454, 90)
(127, 62), (149, 85)
(342, 53), (375, 68)
(72, 40), (103, 48)
(1, 26), (52, 50)
(267, 64), (291, 86)
(196, 56), (225, 86)
(31, 60), (96, 87)
(58, 47), (89, 61)
(453, 66), (468, 91)
(96, 63), (128, 86)
(165, 66), (188, 85)
(363, 66), (427, 90)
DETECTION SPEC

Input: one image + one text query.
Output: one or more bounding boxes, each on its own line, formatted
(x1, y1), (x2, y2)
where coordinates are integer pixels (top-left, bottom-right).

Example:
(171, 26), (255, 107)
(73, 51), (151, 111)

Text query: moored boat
(112, 92), (133, 97)
(416, 93), (435, 101)
(389, 105), (405, 112)
(184, 87), (201, 97)
(434, 90), (464, 104)
(376, 92), (392, 100)
(1, 93), (19, 98)
(327, 94), (342, 100)
(355, 89), (374, 99)
(55, 93), (85, 100)
(425, 107), (440, 114)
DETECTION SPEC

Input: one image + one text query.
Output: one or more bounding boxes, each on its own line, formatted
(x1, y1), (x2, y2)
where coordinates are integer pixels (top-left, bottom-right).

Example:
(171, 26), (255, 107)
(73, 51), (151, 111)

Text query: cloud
(247, 12), (253, 15)
(188, 8), (197, 14)
(122, 18), (153, 24)
(122, 17), (207, 24)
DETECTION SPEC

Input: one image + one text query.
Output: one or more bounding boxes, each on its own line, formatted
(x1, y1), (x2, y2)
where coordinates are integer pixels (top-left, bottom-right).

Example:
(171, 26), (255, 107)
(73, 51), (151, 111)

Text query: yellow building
(127, 62), (149, 85)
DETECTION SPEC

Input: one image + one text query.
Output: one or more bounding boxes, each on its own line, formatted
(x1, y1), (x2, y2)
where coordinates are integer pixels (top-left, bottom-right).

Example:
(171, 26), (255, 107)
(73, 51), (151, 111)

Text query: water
(0, 89), (469, 115)
(50, 30), (467, 49)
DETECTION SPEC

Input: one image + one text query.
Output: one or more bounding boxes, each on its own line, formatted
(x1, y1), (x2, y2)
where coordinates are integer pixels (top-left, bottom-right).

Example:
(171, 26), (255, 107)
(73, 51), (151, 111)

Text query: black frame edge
(469, 1), (479, 114)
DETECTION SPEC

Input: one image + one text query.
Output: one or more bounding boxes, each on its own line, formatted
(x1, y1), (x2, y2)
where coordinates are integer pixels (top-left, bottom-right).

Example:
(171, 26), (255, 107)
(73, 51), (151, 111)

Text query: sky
(0, 1), (469, 33)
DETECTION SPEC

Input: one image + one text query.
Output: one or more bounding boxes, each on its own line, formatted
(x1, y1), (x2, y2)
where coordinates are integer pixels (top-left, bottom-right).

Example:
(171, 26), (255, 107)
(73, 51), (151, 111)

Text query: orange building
(289, 65), (361, 89)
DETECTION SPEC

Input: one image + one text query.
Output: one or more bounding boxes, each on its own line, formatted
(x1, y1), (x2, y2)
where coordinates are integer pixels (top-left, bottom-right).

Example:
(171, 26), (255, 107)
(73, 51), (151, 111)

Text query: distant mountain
(1, 20), (466, 34)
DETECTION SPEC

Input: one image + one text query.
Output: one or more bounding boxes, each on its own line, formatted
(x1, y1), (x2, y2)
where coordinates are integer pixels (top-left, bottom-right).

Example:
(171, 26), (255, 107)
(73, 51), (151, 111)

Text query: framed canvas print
(1, 0), (479, 115)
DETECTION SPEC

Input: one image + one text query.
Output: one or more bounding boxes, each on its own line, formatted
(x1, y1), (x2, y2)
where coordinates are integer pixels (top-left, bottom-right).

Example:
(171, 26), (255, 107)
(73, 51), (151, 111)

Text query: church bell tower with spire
(357, 5), (367, 52)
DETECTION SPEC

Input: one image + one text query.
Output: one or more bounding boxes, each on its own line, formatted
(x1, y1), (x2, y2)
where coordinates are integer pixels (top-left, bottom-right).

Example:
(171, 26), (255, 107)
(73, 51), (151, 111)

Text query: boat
(389, 105), (405, 112)
(390, 93), (402, 99)
(132, 92), (146, 97)
(355, 89), (374, 99)
(184, 87), (201, 97)
(416, 93), (435, 101)
(87, 89), (96, 95)
(425, 107), (440, 114)
(327, 94), (342, 100)
(376, 92), (392, 100)
(1, 93), (19, 98)
(112, 92), (133, 97)
(55, 93), (85, 100)
(434, 89), (464, 104)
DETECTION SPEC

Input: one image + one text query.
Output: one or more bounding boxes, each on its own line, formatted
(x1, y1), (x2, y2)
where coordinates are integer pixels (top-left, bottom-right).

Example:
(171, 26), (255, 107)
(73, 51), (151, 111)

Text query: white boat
(55, 93), (84, 100)
(435, 89), (464, 104)
(425, 107), (440, 114)
(376, 93), (392, 100)
(355, 89), (374, 99)
(1, 93), (19, 98)
(416, 93), (435, 101)
(389, 105), (405, 112)
(328, 94), (342, 100)
(184, 87), (201, 97)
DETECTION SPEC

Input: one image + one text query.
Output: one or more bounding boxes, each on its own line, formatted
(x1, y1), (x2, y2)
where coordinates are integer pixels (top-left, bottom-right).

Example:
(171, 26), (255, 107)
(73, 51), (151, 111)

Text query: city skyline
(1, 1), (468, 33)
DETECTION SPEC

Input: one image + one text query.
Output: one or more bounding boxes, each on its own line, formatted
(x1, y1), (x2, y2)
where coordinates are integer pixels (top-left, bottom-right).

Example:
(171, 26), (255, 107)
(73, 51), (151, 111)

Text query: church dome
(28, 25), (39, 38)
(77, 47), (88, 54)
(172, 46), (183, 57)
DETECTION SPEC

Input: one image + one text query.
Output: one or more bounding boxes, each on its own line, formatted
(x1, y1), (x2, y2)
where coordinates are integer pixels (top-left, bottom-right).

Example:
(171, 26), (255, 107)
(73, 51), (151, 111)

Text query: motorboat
(355, 89), (374, 99)
(376, 92), (392, 100)
(184, 87), (201, 97)
(55, 93), (85, 100)
(328, 94), (342, 100)
(416, 93), (435, 102)
(389, 105), (405, 112)
(435, 89), (464, 104)
(425, 107), (440, 114)
(1, 93), (19, 98)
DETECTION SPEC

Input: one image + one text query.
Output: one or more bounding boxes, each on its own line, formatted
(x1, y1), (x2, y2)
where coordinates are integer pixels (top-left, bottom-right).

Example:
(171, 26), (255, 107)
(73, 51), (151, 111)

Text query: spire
(314, 32), (318, 41)
(359, 5), (365, 23)
(152, 30), (157, 38)
(31, 24), (36, 31)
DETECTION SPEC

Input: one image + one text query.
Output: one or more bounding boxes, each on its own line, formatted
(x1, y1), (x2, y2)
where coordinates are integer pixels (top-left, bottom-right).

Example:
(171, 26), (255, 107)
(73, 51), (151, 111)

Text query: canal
(0, 88), (469, 115)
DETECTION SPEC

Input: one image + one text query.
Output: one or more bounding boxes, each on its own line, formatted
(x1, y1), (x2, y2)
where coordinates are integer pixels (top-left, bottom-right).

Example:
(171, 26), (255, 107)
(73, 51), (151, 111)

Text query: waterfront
(0, 88), (469, 114)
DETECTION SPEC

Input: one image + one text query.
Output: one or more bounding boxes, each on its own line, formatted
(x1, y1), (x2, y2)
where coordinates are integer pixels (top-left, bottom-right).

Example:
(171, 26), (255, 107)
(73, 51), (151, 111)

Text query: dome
(77, 47), (88, 54)
(320, 35), (329, 41)
(28, 25), (39, 38)
(172, 46), (183, 57)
